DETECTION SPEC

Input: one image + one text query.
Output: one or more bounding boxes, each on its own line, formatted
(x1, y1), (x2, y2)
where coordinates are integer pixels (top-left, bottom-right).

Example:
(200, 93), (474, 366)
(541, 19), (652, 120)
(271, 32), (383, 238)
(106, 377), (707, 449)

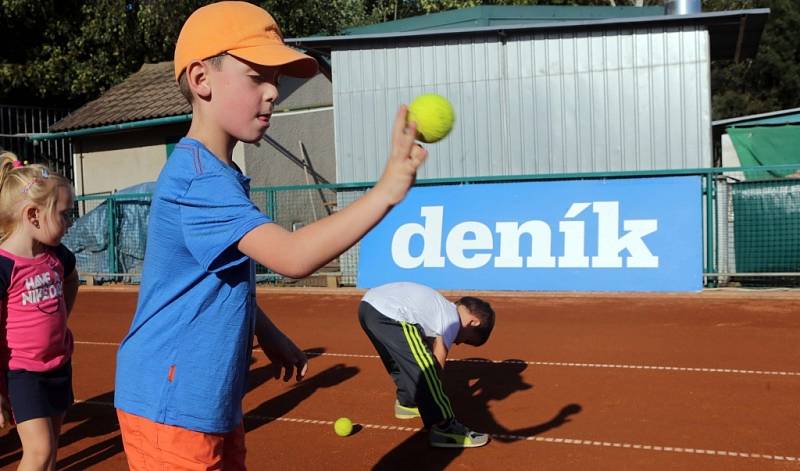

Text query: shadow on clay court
(0, 348), (355, 468)
(244, 347), (360, 432)
(0, 347), (345, 468)
(0, 390), (124, 470)
(0, 348), (360, 468)
(371, 358), (582, 470)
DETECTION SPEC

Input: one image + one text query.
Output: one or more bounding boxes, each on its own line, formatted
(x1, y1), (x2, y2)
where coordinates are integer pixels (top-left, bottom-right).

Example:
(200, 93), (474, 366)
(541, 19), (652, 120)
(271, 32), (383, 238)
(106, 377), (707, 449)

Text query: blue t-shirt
(114, 138), (271, 433)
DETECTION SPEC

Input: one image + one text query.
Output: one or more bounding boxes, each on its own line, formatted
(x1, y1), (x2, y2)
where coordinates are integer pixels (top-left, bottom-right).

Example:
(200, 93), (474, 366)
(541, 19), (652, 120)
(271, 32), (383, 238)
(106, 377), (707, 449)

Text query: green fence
(72, 164), (800, 288)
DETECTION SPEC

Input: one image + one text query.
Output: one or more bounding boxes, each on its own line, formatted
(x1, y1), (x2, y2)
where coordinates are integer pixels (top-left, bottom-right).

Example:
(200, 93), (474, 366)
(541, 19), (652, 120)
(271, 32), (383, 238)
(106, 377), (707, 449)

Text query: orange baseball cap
(174, 1), (318, 80)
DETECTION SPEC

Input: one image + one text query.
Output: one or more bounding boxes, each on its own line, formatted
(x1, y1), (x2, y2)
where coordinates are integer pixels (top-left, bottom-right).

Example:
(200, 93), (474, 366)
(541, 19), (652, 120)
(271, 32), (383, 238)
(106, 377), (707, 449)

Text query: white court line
(74, 399), (798, 463)
(75, 341), (800, 377)
(307, 352), (800, 377)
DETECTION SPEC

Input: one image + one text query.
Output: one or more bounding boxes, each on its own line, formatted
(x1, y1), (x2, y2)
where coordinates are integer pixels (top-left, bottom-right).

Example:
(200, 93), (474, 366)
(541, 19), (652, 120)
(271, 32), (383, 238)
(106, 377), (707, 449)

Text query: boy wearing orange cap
(113, 2), (427, 469)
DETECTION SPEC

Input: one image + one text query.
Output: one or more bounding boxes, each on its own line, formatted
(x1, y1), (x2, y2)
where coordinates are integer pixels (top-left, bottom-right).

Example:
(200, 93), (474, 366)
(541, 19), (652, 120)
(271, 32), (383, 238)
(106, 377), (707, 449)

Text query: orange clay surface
(1, 288), (799, 470)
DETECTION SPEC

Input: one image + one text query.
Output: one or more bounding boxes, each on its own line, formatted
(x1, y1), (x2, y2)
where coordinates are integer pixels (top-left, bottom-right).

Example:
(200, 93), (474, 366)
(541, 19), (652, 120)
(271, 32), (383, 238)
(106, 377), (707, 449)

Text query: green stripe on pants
(401, 322), (453, 420)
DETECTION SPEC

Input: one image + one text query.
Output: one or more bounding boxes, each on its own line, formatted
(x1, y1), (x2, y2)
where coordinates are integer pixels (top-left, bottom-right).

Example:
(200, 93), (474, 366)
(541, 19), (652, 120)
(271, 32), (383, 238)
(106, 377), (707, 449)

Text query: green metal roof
(344, 5), (665, 35)
(292, 9), (769, 63)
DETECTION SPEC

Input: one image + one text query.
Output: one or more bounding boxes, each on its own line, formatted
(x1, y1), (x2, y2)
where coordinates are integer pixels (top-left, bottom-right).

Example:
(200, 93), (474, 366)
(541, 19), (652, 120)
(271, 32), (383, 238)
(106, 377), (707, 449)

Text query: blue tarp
(63, 182), (154, 283)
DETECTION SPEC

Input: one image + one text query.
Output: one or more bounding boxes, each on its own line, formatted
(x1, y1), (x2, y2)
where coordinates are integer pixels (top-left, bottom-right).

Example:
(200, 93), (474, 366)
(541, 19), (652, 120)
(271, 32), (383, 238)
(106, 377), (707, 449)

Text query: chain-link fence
(250, 185), (360, 286)
(69, 164), (800, 288)
(714, 173), (800, 287)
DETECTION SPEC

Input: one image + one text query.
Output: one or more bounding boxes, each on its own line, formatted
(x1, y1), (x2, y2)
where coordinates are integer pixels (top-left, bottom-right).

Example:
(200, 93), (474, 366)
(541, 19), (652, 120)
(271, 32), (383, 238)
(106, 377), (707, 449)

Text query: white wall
(72, 123), (189, 198)
(720, 133), (744, 181)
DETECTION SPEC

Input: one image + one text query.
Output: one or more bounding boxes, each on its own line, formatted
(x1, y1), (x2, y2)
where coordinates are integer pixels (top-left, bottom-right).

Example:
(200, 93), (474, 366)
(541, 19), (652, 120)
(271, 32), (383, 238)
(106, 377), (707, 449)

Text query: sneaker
(429, 419), (490, 448)
(394, 400), (421, 419)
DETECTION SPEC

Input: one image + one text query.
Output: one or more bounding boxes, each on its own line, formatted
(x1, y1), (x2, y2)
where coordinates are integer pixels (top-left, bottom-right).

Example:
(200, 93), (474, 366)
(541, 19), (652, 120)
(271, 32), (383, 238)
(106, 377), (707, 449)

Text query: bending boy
(359, 282), (495, 448)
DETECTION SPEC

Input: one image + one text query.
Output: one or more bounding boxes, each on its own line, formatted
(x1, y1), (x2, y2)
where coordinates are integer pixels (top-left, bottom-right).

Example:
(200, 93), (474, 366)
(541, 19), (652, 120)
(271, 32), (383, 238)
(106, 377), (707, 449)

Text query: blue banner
(358, 176), (702, 292)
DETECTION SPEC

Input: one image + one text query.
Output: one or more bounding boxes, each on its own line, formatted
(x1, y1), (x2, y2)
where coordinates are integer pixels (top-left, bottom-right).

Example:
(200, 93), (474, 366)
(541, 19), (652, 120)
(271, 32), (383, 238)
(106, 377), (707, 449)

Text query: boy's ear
(186, 60), (212, 100)
(469, 318), (481, 328)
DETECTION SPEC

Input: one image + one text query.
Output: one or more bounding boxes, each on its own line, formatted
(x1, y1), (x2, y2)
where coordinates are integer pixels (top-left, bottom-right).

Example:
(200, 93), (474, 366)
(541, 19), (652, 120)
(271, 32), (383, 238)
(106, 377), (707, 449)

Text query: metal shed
(292, 9), (769, 183)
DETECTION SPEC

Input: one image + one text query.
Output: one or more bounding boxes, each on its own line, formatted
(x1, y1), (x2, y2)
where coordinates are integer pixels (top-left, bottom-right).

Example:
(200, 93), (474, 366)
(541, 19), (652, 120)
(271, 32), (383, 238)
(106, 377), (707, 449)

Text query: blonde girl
(0, 151), (79, 471)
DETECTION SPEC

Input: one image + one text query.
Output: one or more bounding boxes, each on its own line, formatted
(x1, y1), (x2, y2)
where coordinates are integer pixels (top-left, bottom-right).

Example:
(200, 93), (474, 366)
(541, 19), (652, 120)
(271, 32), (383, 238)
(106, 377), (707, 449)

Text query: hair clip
(18, 167), (50, 194)
(21, 179), (37, 194)
(12, 160), (23, 169)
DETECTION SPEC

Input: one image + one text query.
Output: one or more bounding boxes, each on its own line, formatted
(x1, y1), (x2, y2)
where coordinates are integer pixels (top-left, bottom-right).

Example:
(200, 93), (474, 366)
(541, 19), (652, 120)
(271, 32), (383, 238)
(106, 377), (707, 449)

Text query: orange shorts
(117, 409), (246, 471)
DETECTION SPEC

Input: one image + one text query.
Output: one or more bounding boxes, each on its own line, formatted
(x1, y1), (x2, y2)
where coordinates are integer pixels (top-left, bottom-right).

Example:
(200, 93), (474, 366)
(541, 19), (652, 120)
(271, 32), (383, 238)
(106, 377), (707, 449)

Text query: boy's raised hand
(374, 106), (429, 206)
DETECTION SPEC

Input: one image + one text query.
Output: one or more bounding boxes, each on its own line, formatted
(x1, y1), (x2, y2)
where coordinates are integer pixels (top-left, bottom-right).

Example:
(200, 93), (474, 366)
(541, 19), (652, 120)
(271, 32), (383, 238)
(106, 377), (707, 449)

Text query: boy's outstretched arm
(254, 305), (308, 382)
(432, 336), (449, 369)
(238, 106), (427, 278)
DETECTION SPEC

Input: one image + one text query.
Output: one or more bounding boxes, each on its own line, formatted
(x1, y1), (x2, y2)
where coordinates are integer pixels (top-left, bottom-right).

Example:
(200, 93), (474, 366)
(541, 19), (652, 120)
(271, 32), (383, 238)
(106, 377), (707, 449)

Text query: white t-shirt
(362, 282), (460, 349)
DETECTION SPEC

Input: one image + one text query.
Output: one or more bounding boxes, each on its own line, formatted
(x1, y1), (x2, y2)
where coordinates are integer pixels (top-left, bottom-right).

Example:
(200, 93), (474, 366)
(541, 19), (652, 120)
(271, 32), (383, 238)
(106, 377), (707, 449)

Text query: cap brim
(229, 45), (318, 78)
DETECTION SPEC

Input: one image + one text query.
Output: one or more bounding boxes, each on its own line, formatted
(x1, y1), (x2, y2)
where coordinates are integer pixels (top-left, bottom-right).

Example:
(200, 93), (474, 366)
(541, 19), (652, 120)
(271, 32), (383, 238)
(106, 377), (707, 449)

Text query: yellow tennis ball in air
(407, 93), (455, 143)
(334, 417), (353, 437)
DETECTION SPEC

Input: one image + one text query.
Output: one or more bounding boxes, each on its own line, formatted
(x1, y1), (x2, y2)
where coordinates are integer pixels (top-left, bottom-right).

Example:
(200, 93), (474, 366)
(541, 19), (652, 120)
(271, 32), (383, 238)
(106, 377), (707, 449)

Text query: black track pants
(358, 301), (454, 428)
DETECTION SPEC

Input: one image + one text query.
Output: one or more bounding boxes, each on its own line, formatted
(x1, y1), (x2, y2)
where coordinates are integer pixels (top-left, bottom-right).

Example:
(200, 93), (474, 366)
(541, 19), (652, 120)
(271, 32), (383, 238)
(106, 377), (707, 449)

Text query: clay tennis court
(1, 287), (798, 470)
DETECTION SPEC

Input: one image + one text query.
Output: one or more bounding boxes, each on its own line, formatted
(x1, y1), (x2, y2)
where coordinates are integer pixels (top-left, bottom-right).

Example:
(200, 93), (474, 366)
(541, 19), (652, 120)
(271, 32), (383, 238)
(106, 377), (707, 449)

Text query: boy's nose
(265, 84), (279, 102)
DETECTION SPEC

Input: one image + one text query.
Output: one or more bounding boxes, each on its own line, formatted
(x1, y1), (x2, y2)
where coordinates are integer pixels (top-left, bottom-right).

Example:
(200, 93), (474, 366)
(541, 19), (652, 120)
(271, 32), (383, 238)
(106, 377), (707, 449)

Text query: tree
(707, 0), (800, 119)
(0, 0), (231, 108)
(0, 0), (368, 108)
(1, 0), (797, 119)
(412, 0), (664, 14)
(263, 0), (385, 35)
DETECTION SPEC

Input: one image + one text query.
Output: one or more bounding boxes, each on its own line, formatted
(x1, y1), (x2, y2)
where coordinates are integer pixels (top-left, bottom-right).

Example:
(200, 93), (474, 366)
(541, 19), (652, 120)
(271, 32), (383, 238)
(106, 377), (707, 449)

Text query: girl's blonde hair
(0, 151), (73, 243)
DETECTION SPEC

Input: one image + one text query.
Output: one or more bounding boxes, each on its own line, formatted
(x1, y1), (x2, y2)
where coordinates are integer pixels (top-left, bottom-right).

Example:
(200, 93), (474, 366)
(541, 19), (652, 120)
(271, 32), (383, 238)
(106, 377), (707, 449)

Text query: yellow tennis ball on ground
(407, 93), (455, 143)
(334, 417), (353, 437)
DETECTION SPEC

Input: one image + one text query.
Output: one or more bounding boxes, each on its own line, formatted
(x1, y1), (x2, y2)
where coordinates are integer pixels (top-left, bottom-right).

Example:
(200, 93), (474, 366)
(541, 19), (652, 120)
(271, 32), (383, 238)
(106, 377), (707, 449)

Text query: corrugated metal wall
(333, 25), (711, 183)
